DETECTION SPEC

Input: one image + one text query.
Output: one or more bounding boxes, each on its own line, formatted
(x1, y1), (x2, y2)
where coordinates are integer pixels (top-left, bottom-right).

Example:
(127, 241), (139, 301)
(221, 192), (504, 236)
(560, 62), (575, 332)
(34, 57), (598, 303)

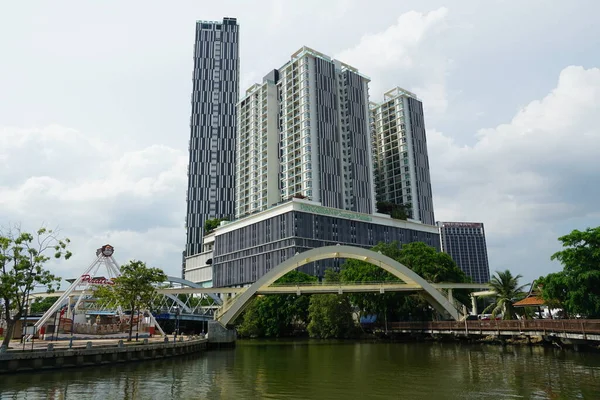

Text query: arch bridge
(214, 245), (485, 327)
(32, 275), (224, 335)
(31, 245), (489, 332)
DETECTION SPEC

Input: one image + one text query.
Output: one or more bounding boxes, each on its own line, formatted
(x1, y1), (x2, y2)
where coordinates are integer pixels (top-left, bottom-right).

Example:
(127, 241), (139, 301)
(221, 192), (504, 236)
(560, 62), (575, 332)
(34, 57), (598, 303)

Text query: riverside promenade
(387, 319), (600, 349)
(0, 336), (207, 374)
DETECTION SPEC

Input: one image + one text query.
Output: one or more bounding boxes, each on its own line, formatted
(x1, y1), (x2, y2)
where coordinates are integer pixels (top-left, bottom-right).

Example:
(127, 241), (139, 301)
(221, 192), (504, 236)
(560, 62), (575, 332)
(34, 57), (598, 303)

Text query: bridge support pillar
(471, 295), (478, 315)
(207, 321), (236, 348)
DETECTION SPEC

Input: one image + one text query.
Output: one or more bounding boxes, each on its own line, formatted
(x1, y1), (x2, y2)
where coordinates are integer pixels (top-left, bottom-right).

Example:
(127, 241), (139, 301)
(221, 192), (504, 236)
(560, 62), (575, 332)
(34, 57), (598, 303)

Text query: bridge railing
(269, 281), (405, 287)
(388, 319), (600, 334)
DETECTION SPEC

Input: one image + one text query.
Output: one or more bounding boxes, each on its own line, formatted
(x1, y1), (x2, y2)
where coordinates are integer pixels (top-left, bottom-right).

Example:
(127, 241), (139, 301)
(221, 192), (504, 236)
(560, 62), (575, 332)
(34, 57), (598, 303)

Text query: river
(1, 340), (600, 399)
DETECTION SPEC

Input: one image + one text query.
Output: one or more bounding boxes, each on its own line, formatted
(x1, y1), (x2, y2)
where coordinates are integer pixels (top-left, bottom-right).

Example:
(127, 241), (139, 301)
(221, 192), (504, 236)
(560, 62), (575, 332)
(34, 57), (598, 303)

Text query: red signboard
(80, 274), (115, 285)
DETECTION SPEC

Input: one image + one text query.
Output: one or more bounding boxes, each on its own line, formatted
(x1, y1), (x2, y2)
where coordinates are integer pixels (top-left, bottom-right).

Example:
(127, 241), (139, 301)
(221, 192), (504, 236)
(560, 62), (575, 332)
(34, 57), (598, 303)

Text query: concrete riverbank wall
(0, 338), (208, 374)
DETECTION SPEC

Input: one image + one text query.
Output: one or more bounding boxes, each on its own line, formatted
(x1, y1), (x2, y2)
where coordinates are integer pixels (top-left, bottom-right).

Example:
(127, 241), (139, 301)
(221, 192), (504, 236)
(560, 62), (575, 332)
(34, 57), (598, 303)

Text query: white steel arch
(166, 276), (222, 305)
(216, 245), (460, 326)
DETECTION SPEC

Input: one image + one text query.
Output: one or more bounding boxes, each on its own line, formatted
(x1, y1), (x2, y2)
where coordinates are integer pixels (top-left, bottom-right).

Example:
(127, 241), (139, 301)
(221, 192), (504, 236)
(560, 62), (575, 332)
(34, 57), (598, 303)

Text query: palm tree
(483, 270), (528, 320)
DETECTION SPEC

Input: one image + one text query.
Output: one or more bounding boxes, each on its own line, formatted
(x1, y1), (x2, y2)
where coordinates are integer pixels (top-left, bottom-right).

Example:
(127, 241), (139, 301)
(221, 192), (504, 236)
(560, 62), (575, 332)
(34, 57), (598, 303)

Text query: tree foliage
(30, 296), (60, 314)
(482, 270), (527, 320)
(307, 295), (355, 338)
(94, 260), (166, 341)
(395, 242), (470, 283)
(307, 270), (356, 338)
(539, 227), (600, 318)
(536, 273), (569, 315)
(340, 241), (470, 322)
(236, 241), (473, 338)
(0, 226), (71, 347)
(376, 201), (411, 220)
(236, 271), (317, 337)
(204, 218), (227, 234)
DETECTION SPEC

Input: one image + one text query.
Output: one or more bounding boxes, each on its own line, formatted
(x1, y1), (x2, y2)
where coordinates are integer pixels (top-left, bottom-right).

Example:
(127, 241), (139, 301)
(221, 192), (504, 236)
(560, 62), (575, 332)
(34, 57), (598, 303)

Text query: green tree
(307, 295), (355, 338)
(340, 243), (401, 325)
(30, 296), (59, 314)
(94, 260), (166, 341)
(536, 273), (569, 316)
(0, 227), (71, 347)
(340, 241), (470, 323)
(236, 270), (317, 337)
(395, 242), (470, 283)
(204, 218), (227, 234)
(376, 201), (411, 220)
(482, 270), (527, 320)
(307, 270), (356, 338)
(539, 227), (600, 317)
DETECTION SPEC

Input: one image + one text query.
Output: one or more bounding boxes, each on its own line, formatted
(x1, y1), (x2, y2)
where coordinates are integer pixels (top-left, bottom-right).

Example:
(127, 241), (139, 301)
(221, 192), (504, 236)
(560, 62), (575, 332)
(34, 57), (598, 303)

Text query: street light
(174, 307), (181, 341)
(22, 272), (37, 350)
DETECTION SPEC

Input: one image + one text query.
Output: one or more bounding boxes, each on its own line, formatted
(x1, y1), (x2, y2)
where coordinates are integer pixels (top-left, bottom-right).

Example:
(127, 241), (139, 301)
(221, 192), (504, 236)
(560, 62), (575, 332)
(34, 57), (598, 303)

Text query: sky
(1, 0), (599, 286)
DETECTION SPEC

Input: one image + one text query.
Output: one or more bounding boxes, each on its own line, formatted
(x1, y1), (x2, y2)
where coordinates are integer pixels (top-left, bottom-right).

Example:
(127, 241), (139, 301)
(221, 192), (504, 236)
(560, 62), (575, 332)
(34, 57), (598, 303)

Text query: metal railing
(269, 281), (404, 287)
(388, 320), (600, 334)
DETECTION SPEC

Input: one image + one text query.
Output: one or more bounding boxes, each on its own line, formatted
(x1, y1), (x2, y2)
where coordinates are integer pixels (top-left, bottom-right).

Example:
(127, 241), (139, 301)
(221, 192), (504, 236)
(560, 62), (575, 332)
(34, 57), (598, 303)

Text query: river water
(1, 340), (600, 399)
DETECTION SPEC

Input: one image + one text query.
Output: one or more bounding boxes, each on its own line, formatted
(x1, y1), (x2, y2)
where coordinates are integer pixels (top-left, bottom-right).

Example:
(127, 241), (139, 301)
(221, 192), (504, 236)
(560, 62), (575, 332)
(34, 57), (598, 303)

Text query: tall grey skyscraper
(235, 46), (376, 218)
(185, 17), (239, 274)
(438, 221), (491, 283)
(371, 88), (435, 225)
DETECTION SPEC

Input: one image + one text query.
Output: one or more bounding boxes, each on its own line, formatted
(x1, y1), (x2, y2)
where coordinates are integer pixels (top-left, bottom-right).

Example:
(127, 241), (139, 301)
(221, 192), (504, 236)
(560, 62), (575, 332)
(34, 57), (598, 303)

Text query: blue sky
(1, 0), (599, 285)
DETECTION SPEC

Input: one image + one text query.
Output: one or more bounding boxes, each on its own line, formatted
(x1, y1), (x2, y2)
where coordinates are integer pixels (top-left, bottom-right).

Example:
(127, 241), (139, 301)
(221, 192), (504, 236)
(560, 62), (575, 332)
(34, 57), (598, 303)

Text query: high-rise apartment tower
(371, 88), (435, 225)
(235, 46), (376, 218)
(438, 221), (491, 284)
(184, 17), (239, 275)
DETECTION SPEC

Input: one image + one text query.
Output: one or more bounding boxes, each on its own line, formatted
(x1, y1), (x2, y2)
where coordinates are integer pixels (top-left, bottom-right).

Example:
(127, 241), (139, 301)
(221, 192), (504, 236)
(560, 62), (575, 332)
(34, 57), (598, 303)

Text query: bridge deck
(32, 282), (489, 298)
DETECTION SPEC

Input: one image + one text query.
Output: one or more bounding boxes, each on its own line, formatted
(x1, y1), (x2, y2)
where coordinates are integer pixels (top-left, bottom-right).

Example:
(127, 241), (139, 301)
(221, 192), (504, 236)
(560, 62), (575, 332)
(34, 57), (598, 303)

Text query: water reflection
(1, 341), (600, 399)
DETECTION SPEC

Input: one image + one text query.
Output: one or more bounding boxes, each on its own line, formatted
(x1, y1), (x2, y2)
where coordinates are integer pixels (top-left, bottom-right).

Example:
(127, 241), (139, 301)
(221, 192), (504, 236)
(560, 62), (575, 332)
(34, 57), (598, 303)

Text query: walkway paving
(5, 336), (190, 352)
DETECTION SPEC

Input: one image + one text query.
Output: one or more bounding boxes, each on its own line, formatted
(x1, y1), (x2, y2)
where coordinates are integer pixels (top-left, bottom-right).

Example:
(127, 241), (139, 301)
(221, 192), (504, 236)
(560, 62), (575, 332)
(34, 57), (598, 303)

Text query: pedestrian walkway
(5, 336), (183, 352)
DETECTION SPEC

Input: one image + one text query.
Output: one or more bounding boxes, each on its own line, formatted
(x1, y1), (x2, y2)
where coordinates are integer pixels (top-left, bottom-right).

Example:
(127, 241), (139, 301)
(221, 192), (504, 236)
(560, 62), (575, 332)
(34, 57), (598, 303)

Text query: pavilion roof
(513, 280), (546, 307)
(513, 296), (545, 307)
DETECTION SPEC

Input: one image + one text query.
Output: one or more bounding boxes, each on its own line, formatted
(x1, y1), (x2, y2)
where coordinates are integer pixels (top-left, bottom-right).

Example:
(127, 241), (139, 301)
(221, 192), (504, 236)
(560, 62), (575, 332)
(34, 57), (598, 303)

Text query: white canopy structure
(33, 244), (165, 337)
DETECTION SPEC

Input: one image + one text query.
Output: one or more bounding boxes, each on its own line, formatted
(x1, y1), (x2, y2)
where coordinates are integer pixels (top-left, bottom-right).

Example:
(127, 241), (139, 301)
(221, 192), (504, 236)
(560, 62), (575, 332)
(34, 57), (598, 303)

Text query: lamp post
(174, 307), (181, 341)
(22, 272), (37, 350)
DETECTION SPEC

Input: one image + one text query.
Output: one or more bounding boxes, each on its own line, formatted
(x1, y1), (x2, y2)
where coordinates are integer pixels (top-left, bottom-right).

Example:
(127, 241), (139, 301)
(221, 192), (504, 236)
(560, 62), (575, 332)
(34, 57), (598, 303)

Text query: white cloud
(430, 65), (600, 280)
(335, 7), (451, 115)
(0, 125), (187, 278)
(1, 2), (599, 289)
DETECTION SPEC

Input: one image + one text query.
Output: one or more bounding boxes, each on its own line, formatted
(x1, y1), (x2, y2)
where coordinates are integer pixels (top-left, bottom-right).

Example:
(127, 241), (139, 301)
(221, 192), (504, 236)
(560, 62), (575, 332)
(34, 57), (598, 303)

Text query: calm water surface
(1, 340), (600, 399)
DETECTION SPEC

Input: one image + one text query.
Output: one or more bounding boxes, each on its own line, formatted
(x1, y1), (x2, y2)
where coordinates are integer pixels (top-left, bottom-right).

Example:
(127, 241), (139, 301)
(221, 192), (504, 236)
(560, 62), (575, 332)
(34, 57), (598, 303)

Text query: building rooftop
(196, 17), (237, 25)
(278, 46), (370, 80)
(371, 87), (419, 106)
(215, 198), (439, 236)
(438, 222), (484, 228)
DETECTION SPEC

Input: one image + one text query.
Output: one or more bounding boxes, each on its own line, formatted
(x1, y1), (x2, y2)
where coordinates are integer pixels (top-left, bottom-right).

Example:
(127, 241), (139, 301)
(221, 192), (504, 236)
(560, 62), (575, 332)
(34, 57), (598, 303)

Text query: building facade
(185, 17), (239, 275)
(371, 88), (435, 225)
(438, 221), (491, 284)
(235, 70), (280, 218)
(186, 198), (440, 287)
(183, 233), (215, 288)
(235, 47), (376, 219)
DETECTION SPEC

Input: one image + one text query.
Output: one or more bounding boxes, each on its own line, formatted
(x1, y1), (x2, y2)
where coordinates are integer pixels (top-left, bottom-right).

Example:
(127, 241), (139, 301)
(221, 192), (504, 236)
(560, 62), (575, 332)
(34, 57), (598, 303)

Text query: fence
(388, 319), (600, 334)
